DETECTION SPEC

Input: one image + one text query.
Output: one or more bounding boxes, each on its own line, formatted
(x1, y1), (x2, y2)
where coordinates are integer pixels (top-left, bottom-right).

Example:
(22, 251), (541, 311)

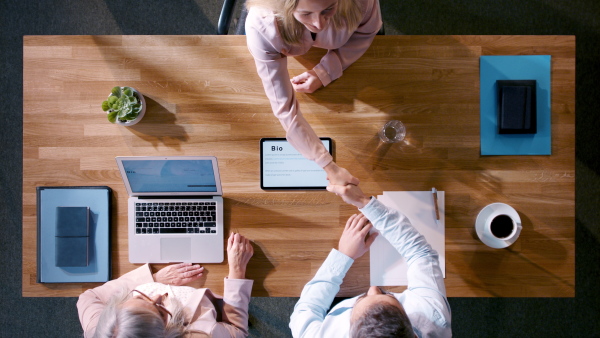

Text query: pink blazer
(77, 264), (253, 337)
(245, 0), (382, 167)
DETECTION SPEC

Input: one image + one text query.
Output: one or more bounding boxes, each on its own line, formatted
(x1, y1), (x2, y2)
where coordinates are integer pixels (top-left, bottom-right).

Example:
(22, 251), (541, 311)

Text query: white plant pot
(111, 87), (146, 126)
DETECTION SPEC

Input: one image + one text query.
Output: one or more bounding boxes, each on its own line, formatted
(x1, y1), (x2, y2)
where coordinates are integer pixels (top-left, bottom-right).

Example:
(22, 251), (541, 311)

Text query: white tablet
(260, 138), (332, 190)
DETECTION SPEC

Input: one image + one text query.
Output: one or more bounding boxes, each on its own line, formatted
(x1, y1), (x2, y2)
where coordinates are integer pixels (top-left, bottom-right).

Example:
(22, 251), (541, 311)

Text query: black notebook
(497, 80), (537, 134)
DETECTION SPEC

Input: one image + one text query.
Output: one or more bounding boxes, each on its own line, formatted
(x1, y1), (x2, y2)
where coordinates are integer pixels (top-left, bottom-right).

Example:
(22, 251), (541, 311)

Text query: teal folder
(480, 55), (551, 155)
(36, 186), (112, 283)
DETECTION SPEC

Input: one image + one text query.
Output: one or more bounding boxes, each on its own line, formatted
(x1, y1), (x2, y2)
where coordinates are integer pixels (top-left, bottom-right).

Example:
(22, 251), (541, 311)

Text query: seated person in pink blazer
(245, 0), (382, 186)
(77, 233), (254, 337)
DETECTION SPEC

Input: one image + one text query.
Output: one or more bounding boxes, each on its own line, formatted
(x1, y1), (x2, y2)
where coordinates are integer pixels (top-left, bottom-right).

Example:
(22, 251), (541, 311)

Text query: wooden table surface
(23, 35), (575, 297)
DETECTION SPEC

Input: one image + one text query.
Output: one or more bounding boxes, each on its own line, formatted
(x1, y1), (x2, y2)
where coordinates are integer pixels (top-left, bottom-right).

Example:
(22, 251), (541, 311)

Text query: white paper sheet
(370, 191), (445, 286)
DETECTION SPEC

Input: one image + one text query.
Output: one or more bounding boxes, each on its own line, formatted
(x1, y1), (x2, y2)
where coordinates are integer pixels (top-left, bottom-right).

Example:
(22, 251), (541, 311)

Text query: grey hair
(350, 302), (415, 338)
(92, 288), (195, 338)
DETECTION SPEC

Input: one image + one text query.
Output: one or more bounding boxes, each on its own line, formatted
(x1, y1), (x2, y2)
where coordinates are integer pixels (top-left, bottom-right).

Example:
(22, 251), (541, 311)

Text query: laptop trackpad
(160, 238), (191, 262)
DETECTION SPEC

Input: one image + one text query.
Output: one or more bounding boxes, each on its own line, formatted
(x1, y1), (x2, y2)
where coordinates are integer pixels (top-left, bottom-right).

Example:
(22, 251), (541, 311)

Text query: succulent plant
(102, 86), (143, 123)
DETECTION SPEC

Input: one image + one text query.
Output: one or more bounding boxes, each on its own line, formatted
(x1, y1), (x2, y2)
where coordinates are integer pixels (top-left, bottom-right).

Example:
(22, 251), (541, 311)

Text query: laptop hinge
(138, 196), (215, 200)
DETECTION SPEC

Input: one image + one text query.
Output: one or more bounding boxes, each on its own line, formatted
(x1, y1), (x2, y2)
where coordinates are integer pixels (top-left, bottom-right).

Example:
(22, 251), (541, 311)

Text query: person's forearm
(360, 199), (435, 265)
(228, 268), (246, 280)
(313, 0), (381, 85)
(322, 161), (339, 177)
(220, 279), (253, 335)
(290, 249), (353, 337)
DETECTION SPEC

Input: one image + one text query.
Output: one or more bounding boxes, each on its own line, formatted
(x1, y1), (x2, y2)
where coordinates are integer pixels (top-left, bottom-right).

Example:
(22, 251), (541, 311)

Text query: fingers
(327, 184), (344, 195)
(345, 213), (359, 230)
(344, 214), (372, 239)
(292, 82), (311, 93)
(182, 266), (204, 280)
(245, 238), (254, 257)
(228, 232), (244, 250)
(350, 214), (368, 230)
(366, 231), (378, 247)
(359, 220), (372, 235)
(165, 264), (204, 286)
(228, 232), (253, 254)
(227, 232), (235, 249)
(290, 73), (309, 84)
(176, 262), (202, 271)
(291, 72), (320, 93)
(173, 262), (189, 269)
(178, 263), (204, 277)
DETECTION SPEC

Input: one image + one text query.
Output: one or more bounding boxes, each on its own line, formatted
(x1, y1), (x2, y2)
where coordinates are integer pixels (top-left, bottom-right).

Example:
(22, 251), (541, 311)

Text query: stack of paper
(370, 191), (445, 286)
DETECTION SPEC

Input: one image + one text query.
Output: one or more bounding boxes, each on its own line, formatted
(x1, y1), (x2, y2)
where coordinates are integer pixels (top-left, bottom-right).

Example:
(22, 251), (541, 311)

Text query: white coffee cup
(476, 203), (522, 249)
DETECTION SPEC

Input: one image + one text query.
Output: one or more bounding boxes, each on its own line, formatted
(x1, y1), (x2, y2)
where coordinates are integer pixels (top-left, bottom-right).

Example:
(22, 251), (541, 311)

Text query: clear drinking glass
(379, 120), (406, 143)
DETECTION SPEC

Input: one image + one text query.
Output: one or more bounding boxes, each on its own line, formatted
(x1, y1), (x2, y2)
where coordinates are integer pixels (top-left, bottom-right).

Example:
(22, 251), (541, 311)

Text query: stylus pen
(432, 187), (440, 226)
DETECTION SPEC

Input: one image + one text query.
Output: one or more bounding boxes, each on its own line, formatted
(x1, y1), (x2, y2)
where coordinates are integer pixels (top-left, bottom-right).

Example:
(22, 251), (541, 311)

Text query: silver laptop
(116, 156), (224, 263)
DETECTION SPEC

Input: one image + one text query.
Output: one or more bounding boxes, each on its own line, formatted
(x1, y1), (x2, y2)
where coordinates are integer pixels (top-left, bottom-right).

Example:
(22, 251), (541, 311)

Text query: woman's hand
(227, 233), (254, 279)
(291, 70), (323, 93)
(323, 162), (360, 186)
(338, 214), (378, 260)
(153, 262), (204, 286)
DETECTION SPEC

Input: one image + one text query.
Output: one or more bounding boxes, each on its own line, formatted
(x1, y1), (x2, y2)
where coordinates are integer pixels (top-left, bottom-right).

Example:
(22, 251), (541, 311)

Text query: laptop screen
(116, 157), (222, 196)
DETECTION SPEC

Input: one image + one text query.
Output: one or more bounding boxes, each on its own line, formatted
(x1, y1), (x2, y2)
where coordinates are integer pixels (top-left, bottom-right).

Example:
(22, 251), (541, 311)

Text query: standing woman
(245, 0), (382, 185)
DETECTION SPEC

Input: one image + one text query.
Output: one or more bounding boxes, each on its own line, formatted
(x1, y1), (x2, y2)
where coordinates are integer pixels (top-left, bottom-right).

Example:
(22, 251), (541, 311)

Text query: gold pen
(432, 187), (440, 225)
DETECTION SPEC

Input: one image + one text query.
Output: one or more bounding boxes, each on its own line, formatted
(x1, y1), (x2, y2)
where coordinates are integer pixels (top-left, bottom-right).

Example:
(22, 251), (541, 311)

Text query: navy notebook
(37, 186), (112, 283)
(55, 206), (90, 267)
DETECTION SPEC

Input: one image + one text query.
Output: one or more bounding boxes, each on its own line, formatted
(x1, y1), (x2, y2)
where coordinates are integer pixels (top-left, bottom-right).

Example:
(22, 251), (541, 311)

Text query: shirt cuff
(313, 63), (332, 87)
(315, 152), (333, 168)
(224, 278), (254, 289)
(359, 197), (387, 220)
(326, 249), (355, 276)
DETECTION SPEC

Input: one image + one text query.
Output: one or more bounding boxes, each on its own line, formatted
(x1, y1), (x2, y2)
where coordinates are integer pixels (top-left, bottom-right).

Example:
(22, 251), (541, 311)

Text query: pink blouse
(77, 264), (253, 337)
(245, 0), (382, 167)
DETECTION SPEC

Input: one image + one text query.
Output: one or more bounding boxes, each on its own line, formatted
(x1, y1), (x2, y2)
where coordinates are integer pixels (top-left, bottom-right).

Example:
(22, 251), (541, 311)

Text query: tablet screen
(260, 138), (332, 190)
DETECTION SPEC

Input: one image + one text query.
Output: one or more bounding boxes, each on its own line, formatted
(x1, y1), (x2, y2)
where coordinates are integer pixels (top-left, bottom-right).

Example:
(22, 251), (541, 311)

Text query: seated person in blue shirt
(289, 184), (452, 337)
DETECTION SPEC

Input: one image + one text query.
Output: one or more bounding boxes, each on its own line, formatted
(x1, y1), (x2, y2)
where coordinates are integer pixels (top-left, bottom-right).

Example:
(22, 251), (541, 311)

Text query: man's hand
(153, 262), (204, 286)
(327, 184), (371, 208)
(323, 162), (360, 186)
(338, 214), (378, 260)
(227, 232), (254, 279)
(291, 70), (323, 93)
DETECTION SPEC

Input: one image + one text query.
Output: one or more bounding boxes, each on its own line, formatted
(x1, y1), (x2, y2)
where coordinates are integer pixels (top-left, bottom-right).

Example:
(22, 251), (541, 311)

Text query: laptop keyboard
(135, 201), (218, 235)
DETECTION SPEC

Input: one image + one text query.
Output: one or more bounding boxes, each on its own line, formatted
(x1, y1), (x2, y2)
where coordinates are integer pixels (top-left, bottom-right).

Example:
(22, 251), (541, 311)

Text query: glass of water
(379, 120), (406, 143)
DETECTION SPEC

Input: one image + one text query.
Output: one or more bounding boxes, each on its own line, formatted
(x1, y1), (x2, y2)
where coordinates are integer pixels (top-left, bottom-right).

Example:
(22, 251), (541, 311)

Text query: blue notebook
(55, 206), (90, 267)
(480, 55), (551, 155)
(36, 186), (112, 283)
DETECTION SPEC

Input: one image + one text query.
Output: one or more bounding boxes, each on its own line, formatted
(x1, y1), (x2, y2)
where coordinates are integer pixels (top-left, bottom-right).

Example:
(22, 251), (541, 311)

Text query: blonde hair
(93, 288), (200, 338)
(247, 0), (363, 45)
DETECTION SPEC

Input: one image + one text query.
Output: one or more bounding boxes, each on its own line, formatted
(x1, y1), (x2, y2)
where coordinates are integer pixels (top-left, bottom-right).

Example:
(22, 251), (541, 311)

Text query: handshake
(324, 162), (370, 209)
(325, 164), (378, 260)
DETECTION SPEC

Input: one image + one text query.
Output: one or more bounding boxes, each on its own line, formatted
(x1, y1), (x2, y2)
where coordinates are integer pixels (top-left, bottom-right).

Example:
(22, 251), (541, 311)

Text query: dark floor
(1, 0), (599, 337)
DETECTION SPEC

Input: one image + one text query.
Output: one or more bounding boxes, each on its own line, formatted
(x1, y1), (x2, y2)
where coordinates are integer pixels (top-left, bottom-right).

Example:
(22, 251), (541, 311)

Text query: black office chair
(218, 0), (384, 35)
(218, 0), (248, 35)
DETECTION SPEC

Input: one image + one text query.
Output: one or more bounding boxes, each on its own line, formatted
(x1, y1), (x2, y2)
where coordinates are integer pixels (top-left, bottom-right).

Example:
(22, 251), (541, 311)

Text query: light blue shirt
(289, 198), (452, 337)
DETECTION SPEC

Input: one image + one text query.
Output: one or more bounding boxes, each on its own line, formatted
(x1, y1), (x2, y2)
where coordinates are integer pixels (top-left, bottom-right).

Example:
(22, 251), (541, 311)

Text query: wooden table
(23, 35), (575, 297)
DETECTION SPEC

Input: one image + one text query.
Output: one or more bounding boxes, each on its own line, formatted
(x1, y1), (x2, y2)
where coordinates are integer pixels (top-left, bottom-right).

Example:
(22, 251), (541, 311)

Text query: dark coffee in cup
(490, 214), (514, 238)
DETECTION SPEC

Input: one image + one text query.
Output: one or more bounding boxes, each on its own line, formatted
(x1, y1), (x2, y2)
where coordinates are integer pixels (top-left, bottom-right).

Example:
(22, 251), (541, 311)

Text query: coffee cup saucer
(475, 203), (521, 249)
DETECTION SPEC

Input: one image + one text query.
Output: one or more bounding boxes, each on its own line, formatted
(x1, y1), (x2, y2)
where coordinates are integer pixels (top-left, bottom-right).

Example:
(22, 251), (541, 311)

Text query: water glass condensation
(379, 120), (406, 143)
